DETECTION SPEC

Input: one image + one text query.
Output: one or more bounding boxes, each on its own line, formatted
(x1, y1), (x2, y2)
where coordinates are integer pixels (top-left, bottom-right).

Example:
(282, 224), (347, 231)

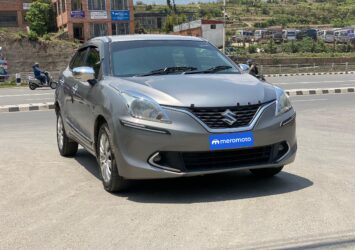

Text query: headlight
(122, 91), (171, 123)
(275, 86), (292, 116)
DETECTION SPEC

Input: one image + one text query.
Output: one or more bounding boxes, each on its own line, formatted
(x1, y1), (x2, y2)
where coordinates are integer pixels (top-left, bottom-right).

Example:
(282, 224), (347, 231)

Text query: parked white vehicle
(318, 30), (326, 40)
(334, 29), (354, 43)
(324, 29), (338, 43)
(235, 30), (254, 42)
(282, 29), (298, 41)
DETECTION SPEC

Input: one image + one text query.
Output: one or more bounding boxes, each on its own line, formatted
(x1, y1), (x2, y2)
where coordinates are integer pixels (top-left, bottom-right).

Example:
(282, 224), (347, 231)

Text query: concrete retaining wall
(0, 36), (77, 76)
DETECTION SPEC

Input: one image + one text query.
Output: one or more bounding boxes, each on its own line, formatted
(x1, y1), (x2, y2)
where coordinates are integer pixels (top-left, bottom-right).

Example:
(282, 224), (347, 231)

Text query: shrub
(248, 44), (258, 53)
(28, 31), (38, 41)
(42, 33), (51, 41)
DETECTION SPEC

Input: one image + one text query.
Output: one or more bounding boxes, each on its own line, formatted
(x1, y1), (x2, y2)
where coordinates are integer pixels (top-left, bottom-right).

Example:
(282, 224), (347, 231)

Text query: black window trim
(85, 45), (103, 80)
(69, 47), (89, 70)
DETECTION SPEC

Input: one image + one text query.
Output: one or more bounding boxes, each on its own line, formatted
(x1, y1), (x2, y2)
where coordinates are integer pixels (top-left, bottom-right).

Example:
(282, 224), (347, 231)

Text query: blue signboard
(209, 132), (255, 150)
(71, 11), (85, 18)
(111, 10), (130, 21)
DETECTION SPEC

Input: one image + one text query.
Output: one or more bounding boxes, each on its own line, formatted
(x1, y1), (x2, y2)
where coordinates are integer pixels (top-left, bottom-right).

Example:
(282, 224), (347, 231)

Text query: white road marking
(25, 97), (53, 101)
(292, 98), (328, 103)
(0, 110), (52, 115)
(0, 93), (53, 98)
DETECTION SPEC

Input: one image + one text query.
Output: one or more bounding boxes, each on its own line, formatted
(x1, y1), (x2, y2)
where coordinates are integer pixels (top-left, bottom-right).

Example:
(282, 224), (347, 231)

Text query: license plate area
(209, 131), (254, 150)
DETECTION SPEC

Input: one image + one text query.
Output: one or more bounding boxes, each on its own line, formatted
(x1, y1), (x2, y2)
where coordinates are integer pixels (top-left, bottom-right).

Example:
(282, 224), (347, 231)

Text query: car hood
(109, 74), (276, 107)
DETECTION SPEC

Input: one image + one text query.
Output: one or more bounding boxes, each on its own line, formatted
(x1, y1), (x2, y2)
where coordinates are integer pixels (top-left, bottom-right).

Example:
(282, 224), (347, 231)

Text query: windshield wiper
(138, 66), (198, 76)
(185, 65), (233, 74)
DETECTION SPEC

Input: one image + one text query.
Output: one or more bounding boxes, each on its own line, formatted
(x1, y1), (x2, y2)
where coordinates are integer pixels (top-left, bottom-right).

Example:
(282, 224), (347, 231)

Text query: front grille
(187, 103), (263, 129)
(150, 143), (289, 172)
(181, 146), (272, 171)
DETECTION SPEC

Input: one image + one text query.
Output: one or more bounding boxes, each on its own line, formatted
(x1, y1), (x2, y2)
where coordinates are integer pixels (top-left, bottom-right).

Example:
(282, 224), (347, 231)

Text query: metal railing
(259, 62), (355, 75)
(1, 63), (354, 84)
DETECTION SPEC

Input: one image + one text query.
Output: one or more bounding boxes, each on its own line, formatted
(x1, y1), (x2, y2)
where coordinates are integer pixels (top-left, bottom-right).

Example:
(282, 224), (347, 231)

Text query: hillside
(135, 0), (355, 31)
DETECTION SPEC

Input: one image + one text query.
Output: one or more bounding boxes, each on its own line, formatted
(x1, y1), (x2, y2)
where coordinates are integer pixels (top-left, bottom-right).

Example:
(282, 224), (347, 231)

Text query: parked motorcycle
(28, 71), (58, 90)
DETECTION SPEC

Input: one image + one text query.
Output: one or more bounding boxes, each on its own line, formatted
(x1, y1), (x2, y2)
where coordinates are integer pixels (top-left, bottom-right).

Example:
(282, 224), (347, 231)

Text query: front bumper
(111, 101), (297, 179)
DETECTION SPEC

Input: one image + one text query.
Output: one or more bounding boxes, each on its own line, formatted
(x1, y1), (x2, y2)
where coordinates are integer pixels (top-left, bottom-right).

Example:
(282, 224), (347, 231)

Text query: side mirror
(238, 64), (250, 73)
(73, 66), (96, 85)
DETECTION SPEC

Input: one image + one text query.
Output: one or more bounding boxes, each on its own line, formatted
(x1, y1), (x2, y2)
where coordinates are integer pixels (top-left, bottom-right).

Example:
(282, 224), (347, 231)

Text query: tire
(250, 166), (284, 178)
(29, 83), (36, 90)
(97, 123), (128, 192)
(57, 113), (78, 157)
(50, 81), (58, 89)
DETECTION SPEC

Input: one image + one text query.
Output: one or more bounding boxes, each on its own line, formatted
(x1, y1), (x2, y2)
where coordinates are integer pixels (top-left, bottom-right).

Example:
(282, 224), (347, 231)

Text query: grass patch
(0, 81), (27, 88)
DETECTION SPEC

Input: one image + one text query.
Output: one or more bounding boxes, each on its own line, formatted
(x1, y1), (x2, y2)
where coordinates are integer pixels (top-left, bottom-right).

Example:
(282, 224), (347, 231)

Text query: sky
(134, 0), (217, 4)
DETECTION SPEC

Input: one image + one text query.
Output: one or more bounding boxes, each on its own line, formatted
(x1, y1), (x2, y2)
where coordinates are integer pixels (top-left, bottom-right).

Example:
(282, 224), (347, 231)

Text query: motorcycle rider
(32, 62), (47, 85)
(247, 59), (259, 77)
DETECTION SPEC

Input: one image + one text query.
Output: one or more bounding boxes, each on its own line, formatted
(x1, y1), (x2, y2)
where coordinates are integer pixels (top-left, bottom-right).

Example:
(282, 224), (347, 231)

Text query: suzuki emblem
(221, 109), (237, 125)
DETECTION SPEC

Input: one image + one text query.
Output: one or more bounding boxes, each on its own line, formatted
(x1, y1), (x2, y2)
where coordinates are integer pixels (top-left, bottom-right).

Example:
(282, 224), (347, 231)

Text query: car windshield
(111, 40), (240, 77)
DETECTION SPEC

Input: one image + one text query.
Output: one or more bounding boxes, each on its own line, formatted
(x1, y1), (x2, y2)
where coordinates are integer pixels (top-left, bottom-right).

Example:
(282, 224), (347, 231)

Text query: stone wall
(0, 35), (78, 77)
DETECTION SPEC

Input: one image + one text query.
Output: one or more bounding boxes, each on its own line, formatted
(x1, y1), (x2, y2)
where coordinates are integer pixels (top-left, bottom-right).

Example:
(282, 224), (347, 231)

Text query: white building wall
(201, 23), (224, 48)
(173, 20), (202, 32)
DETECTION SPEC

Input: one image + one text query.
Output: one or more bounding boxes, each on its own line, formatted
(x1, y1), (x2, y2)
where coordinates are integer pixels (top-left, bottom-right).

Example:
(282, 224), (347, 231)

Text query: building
(134, 11), (196, 31)
(53, 0), (134, 41)
(0, 0), (32, 29)
(173, 20), (224, 48)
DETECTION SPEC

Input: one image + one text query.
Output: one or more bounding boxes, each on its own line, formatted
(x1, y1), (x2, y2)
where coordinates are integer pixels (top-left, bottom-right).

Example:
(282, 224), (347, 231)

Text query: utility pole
(223, 0), (226, 53)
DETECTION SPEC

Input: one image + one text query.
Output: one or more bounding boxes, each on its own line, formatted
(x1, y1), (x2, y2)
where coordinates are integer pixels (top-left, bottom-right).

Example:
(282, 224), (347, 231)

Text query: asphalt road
(0, 87), (54, 105)
(0, 93), (355, 249)
(1, 74), (355, 106)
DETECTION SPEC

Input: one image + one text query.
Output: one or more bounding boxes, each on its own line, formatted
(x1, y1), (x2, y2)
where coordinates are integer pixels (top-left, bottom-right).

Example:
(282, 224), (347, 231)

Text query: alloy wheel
(57, 116), (64, 150)
(99, 133), (112, 183)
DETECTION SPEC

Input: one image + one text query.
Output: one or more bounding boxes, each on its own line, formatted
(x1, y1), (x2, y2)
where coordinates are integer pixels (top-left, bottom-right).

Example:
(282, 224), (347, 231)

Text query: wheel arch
(94, 115), (108, 156)
(54, 101), (60, 115)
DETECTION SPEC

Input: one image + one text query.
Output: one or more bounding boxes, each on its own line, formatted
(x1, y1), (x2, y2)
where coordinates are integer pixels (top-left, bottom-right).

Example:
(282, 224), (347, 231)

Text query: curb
(0, 102), (55, 113)
(286, 87), (355, 96)
(265, 71), (355, 77)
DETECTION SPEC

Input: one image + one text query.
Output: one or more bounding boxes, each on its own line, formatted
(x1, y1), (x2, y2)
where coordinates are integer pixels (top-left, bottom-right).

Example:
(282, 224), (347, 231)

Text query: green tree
(164, 14), (187, 33)
(25, 0), (53, 36)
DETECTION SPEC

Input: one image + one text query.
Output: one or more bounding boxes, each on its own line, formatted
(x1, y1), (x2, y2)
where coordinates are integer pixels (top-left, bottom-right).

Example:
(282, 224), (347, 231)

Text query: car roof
(90, 34), (205, 43)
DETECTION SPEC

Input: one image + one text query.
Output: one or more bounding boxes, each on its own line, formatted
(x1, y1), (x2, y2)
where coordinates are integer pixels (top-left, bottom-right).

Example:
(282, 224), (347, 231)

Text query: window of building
(61, 0), (66, 12)
(90, 23), (108, 38)
(111, 0), (128, 10)
(53, 2), (58, 16)
(88, 0), (106, 10)
(112, 22), (129, 35)
(210, 24), (216, 29)
(0, 11), (18, 27)
(71, 0), (82, 10)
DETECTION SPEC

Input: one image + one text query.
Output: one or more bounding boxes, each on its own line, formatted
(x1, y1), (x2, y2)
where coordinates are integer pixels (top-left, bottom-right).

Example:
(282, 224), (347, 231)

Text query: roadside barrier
(286, 87), (355, 96)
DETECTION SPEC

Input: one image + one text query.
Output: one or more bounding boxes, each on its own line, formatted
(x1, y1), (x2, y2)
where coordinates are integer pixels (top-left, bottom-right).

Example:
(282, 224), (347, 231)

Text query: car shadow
(74, 149), (313, 204)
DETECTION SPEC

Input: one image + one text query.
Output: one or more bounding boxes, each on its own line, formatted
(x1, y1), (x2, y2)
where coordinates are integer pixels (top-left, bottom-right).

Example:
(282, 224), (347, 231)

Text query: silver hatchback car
(55, 35), (297, 192)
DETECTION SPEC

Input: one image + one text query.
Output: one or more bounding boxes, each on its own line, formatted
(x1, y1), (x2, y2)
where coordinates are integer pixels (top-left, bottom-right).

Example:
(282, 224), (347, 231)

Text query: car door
(71, 46), (102, 147)
(63, 47), (89, 140)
